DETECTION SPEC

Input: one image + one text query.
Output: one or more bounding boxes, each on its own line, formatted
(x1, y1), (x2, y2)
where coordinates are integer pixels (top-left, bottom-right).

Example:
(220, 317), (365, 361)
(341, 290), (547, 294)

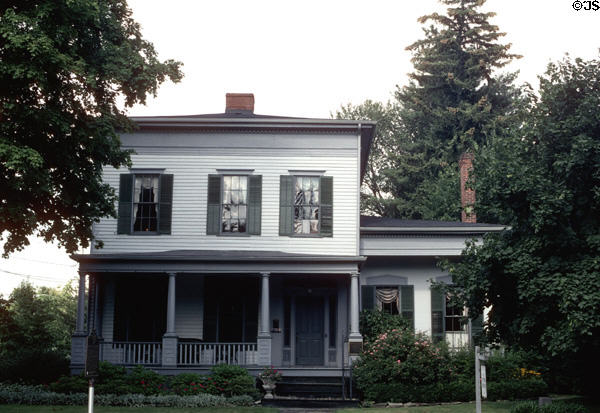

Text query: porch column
(70, 272), (87, 368)
(349, 271), (362, 342)
(257, 272), (272, 366)
(162, 272), (178, 367)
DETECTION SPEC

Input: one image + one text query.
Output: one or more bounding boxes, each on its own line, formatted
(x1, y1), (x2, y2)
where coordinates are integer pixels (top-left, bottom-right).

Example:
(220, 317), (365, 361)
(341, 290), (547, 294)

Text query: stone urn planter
(258, 366), (282, 400)
(261, 380), (276, 399)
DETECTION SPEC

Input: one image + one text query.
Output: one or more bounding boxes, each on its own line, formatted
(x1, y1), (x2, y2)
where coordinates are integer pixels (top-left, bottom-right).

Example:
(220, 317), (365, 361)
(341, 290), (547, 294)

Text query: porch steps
(273, 376), (357, 400)
(261, 396), (360, 409)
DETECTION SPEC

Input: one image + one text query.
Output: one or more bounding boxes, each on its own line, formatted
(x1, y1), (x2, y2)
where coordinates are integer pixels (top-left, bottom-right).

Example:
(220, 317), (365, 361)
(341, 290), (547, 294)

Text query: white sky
(1, 0), (598, 296)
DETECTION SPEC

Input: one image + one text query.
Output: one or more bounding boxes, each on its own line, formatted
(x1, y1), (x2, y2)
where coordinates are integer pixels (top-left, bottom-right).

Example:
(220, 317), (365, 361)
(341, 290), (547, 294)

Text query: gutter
(360, 226), (507, 234)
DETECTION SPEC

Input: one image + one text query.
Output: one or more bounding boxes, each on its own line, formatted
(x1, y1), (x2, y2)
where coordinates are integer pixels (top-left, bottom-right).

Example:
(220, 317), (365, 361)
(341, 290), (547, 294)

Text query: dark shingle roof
(360, 216), (503, 228)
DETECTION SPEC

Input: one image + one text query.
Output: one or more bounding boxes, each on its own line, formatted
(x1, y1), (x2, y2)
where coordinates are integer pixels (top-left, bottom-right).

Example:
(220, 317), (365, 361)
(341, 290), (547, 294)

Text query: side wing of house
(359, 217), (504, 348)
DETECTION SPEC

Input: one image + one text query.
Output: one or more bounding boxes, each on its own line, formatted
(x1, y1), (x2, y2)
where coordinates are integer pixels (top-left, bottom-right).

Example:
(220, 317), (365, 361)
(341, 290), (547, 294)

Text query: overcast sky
(1, 0), (598, 296)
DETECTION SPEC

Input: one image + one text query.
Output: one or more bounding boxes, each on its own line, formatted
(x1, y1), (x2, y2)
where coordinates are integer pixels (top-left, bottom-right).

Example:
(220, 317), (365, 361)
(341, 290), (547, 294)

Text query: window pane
(239, 176), (247, 190)
(311, 177), (319, 190)
(223, 190), (231, 204)
(238, 219), (246, 233)
(239, 205), (247, 219)
(231, 205), (238, 219)
(231, 175), (239, 190)
(223, 176), (231, 191)
(239, 189), (247, 204)
(230, 220), (239, 232)
(294, 221), (302, 234)
(231, 190), (239, 204)
(310, 220), (319, 233)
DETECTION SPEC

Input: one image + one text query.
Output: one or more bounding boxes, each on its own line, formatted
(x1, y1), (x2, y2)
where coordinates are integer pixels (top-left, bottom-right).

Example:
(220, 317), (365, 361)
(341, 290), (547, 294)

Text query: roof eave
(360, 226), (508, 234)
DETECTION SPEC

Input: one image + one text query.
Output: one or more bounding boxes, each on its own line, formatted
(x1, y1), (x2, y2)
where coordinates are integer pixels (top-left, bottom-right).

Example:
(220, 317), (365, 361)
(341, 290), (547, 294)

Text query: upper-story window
(133, 175), (159, 232)
(207, 173), (262, 236)
(222, 175), (248, 233)
(294, 176), (320, 235)
(117, 172), (174, 235)
(279, 174), (333, 237)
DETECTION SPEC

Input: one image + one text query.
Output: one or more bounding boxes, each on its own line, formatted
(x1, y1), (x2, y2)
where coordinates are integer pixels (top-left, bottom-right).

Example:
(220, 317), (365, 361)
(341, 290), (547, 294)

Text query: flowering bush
(258, 366), (282, 383)
(354, 327), (453, 392)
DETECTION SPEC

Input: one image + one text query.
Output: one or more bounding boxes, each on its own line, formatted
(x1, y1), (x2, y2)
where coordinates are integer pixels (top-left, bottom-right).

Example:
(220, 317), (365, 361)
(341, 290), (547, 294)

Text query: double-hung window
(206, 173), (262, 235)
(279, 175), (333, 237)
(117, 172), (174, 235)
(222, 175), (248, 233)
(361, 285), (415, 327)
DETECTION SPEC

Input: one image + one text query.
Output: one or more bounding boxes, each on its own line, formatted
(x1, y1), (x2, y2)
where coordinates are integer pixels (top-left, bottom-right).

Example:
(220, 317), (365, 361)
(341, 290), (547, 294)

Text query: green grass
(338, 401), (518, 413)
(0, 407), (276, 413)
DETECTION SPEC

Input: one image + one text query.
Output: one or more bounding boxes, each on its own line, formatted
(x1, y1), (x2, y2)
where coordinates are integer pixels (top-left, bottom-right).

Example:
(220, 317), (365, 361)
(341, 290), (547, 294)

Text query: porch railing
(178, 342), (258, 366)
(100, 341), (162, 365)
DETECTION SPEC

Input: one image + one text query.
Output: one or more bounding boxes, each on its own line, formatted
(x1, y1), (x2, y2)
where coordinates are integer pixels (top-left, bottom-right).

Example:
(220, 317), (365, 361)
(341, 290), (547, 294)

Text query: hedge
(362, 378), (547, 403)
(0, 383), (254, 408)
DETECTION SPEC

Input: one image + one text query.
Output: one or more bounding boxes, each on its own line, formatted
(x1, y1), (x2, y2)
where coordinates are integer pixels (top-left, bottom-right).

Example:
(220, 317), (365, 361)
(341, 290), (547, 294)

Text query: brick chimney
(225, 93), (254, 113)
(459, 152), (476, 223)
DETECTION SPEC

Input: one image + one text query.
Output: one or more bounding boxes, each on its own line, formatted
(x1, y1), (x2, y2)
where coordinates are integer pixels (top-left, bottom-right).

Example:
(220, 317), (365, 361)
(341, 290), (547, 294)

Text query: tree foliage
(0, 0), (183, 256)
(0, 281), (78, 383)
(343, 0), (521, 220)
(446, 56), (600, 393)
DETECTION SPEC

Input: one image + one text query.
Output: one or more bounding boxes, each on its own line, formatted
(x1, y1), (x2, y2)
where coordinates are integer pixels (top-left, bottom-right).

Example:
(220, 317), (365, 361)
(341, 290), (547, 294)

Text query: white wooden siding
(360, 258), (449, 337)
(92, 134), (359, 255)
(175, 276), (204, 340)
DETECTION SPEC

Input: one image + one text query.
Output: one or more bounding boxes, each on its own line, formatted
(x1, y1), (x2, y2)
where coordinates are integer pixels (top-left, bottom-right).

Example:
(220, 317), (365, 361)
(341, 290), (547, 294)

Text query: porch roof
(71, 250), (365, 275)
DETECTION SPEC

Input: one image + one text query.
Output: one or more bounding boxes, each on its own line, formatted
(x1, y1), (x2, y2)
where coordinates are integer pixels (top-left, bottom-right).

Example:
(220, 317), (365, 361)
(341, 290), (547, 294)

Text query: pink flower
(397, 360), (402, 364)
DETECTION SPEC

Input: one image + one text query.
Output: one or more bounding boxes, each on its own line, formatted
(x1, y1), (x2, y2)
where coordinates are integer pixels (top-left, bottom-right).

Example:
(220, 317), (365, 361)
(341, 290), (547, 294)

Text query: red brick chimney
(459, 152), (476, 223)
(225, 93), (254, 113)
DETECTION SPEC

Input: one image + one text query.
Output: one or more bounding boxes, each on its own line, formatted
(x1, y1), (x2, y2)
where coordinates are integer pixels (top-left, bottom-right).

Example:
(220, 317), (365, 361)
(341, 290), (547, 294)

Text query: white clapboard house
(70, 93), (503, 386)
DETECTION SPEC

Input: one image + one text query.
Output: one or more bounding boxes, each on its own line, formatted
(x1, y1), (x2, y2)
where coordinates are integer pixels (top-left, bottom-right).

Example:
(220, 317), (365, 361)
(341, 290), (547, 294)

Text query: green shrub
(126, 365), (167, 395)
(170, 373), (210, 395)
(209, 364), (258, 398)
(487, 378), (548, 401)
(48, 374), (87, 394)
(360, 310), (412, 343)
(511, 401), (588, 413)
(362, 381), (473, 403)
(354, 328), (453, 393)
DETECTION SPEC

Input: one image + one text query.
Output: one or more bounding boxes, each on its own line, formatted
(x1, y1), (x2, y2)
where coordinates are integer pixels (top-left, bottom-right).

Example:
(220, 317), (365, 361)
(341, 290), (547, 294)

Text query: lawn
(0, 407), (276, 413)
(338, 401), (518, 413)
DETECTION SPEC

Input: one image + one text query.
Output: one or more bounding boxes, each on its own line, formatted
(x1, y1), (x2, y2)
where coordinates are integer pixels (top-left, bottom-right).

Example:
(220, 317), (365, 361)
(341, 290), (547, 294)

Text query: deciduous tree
(0, 1), (183, 256)
(447, 56), (600, 393)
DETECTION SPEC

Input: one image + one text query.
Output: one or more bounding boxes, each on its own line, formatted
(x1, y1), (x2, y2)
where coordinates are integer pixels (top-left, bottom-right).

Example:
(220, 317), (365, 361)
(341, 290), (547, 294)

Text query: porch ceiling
(71, 249), (365, 274)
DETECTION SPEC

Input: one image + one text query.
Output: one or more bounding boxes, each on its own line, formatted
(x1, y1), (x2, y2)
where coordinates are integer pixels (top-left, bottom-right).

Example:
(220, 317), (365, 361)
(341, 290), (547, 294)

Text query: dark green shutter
(279, 175), (294, 235)
(431, 287), (445, 342)
(361, 285), (375, 310)
(320, 176), (333, 237)
(247, 175), (262, 235)
(117, 174), (134, 234)
(207, 175), (221, 235)
(400, 285), (415, 328)
(470, 313), (484, 344)
(158, 174), (173, 234)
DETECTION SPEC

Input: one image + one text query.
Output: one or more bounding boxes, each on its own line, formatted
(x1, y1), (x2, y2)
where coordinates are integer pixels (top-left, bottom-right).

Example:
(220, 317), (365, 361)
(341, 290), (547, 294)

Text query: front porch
(70, 250), (365, 374)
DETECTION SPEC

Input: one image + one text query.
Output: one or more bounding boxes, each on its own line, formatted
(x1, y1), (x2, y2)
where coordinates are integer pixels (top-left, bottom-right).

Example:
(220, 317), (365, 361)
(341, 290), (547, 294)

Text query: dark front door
(295, 296), (324, 366)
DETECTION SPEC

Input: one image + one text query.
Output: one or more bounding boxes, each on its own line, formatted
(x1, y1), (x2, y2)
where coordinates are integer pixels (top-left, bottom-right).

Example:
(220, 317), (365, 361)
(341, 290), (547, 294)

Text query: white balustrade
(178, 342), (258, 366)
(100, 342), (162, 365)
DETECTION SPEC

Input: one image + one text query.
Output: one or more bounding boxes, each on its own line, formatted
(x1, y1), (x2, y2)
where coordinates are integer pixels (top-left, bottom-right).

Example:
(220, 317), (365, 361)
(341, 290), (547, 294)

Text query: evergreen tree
(389, 0), (521, 220)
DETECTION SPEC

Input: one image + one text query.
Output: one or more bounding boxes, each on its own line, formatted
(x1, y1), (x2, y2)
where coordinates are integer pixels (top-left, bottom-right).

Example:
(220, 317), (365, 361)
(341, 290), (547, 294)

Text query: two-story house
(70, 93), (503, 383)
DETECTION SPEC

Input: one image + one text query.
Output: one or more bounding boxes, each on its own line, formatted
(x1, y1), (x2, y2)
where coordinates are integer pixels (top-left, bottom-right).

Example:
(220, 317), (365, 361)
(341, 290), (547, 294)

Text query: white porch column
(349, 271), (362, 342)
(75, 272), (86, 334)
(162, 272), (178, 367)
(70, 272), (88, 368)
(257, 272), (272, 366)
